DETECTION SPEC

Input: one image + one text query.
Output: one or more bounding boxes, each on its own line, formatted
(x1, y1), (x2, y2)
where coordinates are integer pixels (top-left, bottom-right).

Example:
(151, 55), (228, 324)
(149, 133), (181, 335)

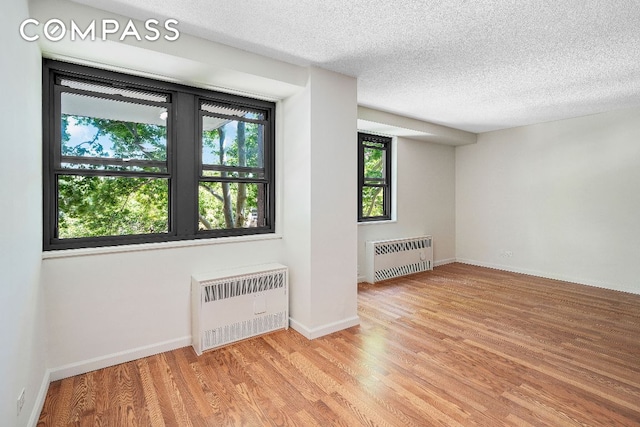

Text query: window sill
(42, 233), (283, 260)
(357, 219), (397, 226)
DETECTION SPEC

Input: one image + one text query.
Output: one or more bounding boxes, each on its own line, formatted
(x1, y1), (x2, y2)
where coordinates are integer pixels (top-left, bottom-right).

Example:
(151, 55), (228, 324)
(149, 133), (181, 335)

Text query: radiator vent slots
(203, 272), (285, 302)
(203, 311), (287, 349)
(191, 264), (288, 355)
(374, 238), (430, 256)
(366, 236), (433, 283)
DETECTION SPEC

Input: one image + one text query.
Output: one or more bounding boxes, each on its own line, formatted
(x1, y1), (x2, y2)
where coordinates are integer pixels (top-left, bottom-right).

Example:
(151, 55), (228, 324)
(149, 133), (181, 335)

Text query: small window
(43, 60), (275, 250)
(358, 132), (392, 221)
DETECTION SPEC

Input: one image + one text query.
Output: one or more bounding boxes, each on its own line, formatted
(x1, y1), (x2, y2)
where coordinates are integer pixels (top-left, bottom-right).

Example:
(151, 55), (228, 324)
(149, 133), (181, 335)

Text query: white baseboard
(49, 336), (192, 382)
(455, 258), (636, 295)
(434, 258), (456, 267)
(289, 316), (360, 340)
(457, 258), (583, 285)
(357, 275), (366, 283)
(27, 369), (51, 427)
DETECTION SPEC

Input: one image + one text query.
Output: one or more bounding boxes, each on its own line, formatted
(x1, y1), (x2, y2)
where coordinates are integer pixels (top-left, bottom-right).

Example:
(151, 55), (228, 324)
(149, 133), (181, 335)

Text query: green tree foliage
(58, 175), (168, 238)
(61, 116), (167, 161)
(58, 114), (262, 238)
(199, 120), (261, 230)
(58, 115), (168, 238)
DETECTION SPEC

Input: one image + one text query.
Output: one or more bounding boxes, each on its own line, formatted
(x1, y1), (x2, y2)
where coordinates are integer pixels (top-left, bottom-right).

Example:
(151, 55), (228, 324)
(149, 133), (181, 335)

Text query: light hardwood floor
(38, 263), (640, 426)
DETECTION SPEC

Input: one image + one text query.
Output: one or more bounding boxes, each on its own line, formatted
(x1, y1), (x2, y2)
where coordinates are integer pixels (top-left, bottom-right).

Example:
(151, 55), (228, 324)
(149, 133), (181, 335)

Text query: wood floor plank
(38, 263), (640, 426)
(147, 353), (191, 427)
(136, 358), (166, 427)
(52, 373), (74, 424)
(36, 380), (61, 425)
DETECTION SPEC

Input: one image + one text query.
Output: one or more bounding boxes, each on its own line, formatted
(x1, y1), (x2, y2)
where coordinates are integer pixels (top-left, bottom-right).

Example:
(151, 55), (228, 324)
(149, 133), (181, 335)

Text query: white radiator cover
(191, 263), (288, 355)
(366, 236), (433, 283)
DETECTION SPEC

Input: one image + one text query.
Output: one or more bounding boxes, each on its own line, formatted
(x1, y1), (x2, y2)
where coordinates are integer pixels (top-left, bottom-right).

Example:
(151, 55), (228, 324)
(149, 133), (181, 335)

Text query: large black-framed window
(43, 59), (275, 250)
(358, 132), (392, 222)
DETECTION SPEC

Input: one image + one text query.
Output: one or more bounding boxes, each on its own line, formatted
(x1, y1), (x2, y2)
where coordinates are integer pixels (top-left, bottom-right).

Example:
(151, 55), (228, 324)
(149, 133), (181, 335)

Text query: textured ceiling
(72, 0), (640, 133)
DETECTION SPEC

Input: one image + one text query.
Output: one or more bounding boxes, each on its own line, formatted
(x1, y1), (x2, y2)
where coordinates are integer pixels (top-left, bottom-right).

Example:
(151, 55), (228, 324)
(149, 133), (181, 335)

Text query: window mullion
(173, 92), (198, 237)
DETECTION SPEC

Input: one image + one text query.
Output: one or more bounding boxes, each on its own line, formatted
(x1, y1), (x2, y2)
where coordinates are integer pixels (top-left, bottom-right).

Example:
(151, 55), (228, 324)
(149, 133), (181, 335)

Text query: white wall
(43, 239), (284, 378)
(283, 67), (359, 337)
(358, 137), (457, 278)
(456, 107), (640, 294)
(0, 0), (48, 425)
(308, 67), (359, 333)
(282, 79), (313, 329)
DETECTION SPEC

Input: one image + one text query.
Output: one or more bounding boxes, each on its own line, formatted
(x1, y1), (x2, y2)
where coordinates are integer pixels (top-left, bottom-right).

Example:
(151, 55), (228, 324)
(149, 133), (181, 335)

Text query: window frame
(357, 132), (392, 222)
(197, 100), (273, 233)
(43, 59), (276, 251)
